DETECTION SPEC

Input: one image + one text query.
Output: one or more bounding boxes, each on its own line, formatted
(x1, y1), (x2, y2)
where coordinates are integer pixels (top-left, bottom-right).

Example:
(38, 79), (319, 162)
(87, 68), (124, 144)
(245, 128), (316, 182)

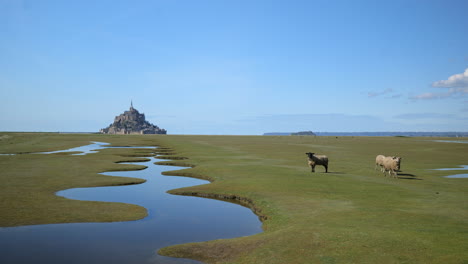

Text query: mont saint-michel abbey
(100, 102), (167, 135)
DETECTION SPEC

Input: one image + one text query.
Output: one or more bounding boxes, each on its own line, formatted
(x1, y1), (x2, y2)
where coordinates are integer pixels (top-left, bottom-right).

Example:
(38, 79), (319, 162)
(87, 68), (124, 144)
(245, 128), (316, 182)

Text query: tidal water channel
(433, 165), (468, 178)
(430, 140), (468, 178)
(0, 143), (262, 264)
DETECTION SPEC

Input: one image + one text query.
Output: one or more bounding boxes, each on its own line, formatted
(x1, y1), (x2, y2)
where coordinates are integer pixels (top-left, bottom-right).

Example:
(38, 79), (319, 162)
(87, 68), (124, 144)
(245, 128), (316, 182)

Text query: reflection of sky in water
(444, 174), (468, 178)
(433, 165), (468, 178)
(0, 144), (262, 264)
(432, 140), (468, 144)
(433, 165), (468, 171)
(39, 141), (155, 155)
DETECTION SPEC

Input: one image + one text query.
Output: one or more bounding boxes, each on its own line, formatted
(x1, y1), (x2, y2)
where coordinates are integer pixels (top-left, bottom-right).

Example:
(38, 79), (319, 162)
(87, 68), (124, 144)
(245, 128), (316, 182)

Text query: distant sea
(58, 132), (96, 134)
(263, 132), (468, 137)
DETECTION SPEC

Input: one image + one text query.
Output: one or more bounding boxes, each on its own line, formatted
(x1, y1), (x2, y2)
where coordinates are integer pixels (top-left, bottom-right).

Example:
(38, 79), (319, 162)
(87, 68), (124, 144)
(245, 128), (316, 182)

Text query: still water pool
(433, 165), (468, 178)
(432, 140), (468, 144)
(0, 143), (262, 264)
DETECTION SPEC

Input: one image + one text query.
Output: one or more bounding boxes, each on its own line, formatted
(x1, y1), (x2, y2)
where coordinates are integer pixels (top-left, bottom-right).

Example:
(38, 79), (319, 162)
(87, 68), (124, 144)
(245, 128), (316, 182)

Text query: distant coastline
(264, 132), (468, 137)
(2, 131), (468, 137)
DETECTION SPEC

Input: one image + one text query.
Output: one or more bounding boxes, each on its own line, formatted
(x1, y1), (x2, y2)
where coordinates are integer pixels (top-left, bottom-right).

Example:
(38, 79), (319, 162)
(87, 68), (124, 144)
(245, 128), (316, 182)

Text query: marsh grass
(1, 133), (467, 263)
(0, 133), (159, 226)
(154, 135), (468, 264)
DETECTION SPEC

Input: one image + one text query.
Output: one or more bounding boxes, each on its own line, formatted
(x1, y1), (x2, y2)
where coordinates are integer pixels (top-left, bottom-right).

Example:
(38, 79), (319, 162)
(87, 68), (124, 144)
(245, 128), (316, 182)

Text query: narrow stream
(431, 141), (468, 178)
(0, 143), (263, 264)
(433, 165), (468, 178)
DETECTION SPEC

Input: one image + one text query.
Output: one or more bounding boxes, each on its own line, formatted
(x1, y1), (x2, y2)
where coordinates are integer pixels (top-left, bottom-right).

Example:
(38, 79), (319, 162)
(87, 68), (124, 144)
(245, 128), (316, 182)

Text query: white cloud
(368, 88), (393, 97)
(411, 68), (468, 100)
(410, 92), (452, 100)
(368, 88), (401, 98)
(389, 93), (403, 99)
(432, 68), (468, 88)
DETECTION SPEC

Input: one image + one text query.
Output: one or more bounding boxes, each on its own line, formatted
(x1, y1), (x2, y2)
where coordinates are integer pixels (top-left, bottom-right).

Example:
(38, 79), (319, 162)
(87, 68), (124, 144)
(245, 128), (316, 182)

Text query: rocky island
(100, 102), (167, 134)
(291, 131), (316, 136)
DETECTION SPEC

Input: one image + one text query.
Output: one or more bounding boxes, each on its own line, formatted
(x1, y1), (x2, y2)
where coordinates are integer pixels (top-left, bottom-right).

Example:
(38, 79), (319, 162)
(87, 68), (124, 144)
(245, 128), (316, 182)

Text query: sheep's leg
(324, 165), (328, 173)
(311, 165), (315, 172)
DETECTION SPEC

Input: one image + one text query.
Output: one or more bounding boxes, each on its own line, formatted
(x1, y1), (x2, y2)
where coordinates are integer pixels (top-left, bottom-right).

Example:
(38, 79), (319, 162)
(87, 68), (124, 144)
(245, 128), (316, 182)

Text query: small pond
(0, 142), (263, 264)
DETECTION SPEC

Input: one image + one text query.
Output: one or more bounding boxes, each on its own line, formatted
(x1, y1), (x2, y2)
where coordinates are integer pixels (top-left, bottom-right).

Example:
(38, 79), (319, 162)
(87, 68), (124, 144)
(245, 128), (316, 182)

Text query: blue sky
(1, 0), (467, 134)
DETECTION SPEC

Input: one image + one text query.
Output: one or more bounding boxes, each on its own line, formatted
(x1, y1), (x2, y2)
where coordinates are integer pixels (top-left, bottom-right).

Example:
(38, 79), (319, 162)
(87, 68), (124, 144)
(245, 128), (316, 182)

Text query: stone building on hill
(100, 102), (167, 134)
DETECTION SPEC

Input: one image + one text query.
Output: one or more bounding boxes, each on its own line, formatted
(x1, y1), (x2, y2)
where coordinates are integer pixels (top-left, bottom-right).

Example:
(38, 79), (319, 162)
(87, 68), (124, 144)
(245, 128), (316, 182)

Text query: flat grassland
(1, 133), (467, 263)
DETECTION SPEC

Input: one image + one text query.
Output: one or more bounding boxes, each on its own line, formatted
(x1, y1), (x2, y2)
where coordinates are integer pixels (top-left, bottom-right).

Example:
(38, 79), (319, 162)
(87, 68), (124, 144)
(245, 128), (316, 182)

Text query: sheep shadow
(375, 170), (422, 180)
(308, 171), (345, 174)
(397, 173), (422, 180)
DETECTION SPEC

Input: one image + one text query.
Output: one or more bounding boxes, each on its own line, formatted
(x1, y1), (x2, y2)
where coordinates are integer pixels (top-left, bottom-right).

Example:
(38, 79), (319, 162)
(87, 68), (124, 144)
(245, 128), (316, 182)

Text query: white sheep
(382, 156), (401, 178)
(375, 154), (386, 172)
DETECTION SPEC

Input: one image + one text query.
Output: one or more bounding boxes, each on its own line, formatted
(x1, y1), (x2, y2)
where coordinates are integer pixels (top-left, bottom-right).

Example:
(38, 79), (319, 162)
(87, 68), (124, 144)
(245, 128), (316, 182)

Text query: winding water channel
(0, 143), (262, 264)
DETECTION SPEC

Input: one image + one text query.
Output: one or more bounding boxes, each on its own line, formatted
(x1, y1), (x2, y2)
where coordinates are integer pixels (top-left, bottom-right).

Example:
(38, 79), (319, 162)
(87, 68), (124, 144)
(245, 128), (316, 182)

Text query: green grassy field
(1, 133), (467, 263)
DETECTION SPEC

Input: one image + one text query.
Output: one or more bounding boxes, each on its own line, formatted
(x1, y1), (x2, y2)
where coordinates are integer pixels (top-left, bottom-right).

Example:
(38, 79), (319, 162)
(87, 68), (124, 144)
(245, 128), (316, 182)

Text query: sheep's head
(389, 156), (401, 170)
(393, 156), (402, 170)
(305, 152), (315, 158)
